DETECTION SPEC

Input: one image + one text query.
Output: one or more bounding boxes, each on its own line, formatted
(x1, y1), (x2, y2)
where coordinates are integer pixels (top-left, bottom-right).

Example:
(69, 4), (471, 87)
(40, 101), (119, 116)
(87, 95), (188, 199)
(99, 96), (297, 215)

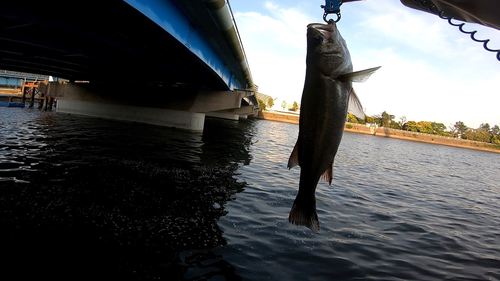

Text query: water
(1, 108), (499, 280)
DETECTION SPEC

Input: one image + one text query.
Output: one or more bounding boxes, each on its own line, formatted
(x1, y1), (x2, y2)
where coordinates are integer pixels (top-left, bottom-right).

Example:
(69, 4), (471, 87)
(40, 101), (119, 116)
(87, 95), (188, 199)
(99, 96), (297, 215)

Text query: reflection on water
(0, 108), (253, 279)
(1, 108), (500, 280)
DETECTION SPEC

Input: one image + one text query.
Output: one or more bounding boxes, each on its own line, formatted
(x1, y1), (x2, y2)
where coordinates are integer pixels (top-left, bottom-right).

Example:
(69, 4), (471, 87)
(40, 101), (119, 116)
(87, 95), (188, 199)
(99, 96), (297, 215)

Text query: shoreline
(256, 111), (500, 154)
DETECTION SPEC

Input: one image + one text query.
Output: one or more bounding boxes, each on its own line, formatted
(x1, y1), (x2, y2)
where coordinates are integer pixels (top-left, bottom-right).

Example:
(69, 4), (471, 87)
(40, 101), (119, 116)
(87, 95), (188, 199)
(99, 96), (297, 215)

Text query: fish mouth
(307, 23), (335, 38)
(322, 53), (342, 58)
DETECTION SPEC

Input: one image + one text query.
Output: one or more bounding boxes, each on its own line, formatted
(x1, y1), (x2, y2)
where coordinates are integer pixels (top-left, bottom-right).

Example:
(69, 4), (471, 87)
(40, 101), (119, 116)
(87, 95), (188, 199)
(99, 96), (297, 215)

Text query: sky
(229, 0), (500, 129)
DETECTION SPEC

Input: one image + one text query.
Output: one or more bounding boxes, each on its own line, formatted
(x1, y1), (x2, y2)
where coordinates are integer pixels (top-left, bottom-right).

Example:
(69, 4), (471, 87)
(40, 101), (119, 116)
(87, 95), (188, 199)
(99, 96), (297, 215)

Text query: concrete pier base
(57, 100), (205, 132)
(38, 81), (258, 132)
(205, 111), (239, 121)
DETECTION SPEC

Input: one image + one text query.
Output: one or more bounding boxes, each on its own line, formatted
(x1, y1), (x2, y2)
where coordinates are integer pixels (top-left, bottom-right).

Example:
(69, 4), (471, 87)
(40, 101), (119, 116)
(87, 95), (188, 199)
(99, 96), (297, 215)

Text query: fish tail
(288, 201), (320, 233)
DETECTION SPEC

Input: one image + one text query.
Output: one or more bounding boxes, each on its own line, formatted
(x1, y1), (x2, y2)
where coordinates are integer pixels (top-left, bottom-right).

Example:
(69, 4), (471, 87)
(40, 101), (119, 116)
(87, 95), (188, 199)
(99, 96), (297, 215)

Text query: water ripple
(1, 109), (500, 280)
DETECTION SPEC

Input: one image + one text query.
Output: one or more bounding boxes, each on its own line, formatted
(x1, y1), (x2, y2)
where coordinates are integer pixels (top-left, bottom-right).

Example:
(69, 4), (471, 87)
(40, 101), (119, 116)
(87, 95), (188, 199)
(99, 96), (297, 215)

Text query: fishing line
(412, 0), (500, 61)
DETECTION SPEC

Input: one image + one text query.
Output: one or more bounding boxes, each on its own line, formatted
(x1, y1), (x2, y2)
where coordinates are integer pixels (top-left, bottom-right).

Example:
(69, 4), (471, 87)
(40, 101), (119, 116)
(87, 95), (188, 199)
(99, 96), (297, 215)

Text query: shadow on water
(0, 110), (255, 280)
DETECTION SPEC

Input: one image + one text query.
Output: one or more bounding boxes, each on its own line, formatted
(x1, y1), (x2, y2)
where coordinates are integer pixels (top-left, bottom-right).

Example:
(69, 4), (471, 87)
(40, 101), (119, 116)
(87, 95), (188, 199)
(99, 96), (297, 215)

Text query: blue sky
(229, 0), (500, 129)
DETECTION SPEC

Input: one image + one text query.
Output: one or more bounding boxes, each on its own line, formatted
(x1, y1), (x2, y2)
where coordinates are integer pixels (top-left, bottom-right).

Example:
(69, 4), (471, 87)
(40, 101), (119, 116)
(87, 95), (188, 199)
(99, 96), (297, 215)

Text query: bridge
(0, 0), (257, 131)
(0, 70), (49, 88)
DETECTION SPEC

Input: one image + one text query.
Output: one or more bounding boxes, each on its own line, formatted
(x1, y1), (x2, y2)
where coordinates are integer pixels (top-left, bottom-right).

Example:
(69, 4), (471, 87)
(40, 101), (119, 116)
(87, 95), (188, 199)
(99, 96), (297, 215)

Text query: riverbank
(257, 111), (500, 154)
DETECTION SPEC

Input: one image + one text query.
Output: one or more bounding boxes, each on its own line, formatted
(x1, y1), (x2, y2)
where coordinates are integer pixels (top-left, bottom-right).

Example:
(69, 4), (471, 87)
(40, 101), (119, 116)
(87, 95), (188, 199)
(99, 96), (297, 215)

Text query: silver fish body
(288, 22), (380, 232)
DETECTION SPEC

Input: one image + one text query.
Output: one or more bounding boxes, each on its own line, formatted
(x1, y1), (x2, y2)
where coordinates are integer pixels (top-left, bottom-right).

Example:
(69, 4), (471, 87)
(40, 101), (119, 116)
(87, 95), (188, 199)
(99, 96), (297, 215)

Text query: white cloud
(233, 0), (500, 127)
(354, 47), (500, 128)
(234, 3), (313, 103)
(338, 0), (500, 127)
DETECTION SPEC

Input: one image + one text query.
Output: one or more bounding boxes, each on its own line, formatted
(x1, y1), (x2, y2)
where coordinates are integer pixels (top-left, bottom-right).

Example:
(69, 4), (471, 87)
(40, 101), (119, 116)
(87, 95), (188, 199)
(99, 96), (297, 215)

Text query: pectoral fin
(347, 88), (365, 119)
(339, 66), (381, 83)
(287, 141), (299, 169)
(319, 161), (333, 186)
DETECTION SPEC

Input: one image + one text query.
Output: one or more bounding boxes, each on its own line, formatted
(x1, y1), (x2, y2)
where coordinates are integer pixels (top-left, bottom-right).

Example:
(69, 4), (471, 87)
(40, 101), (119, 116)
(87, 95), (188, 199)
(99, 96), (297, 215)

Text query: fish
(287, 21), (380, 232)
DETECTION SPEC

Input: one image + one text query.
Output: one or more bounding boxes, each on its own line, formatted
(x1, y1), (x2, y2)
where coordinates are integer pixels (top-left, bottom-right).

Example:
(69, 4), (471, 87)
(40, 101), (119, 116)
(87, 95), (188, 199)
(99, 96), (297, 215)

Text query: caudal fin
(288, 202), (320, 233)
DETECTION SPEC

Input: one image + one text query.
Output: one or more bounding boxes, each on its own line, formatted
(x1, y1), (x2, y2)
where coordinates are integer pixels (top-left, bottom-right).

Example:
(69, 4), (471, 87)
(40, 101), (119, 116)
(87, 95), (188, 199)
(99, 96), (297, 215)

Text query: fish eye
(313, 36), (323, 43)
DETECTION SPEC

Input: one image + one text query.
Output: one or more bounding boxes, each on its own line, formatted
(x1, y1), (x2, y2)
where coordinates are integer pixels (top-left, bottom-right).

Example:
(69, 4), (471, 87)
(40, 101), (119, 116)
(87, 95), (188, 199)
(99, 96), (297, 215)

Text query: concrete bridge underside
(0, 0), (257, 131)
(38, 81), (256, 131)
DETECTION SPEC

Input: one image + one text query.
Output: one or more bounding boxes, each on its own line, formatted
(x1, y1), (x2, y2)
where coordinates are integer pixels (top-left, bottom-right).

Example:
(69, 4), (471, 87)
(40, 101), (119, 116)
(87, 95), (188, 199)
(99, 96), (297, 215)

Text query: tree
(371, 114), (382, 126)
(491, 125), (500, 136)
(281, 100), (287, 110)
(365, 115), (375, 124)
(418, 121), (433, 134)
(381, 111), (395, 127)
(390, 121), (401, 129)
(479, 123), (491, 133)
(431, 122), (446, 135)
(475, 129), (491, 142)
(347, 113), (358, 123)
(463, 129), (474, 140)
(267, 98), (274, 109)
(291, 101), (299, 111)
(403, 121), (420, 132)
(257, 98), (266, 111)
(454, 121), (468, 138)
(448, 124), (457, 137)
(492, 134), (500, 144)
(475, 123), (493, 143)
(399, 116), (407, 129)
(464, 128), (490, 142)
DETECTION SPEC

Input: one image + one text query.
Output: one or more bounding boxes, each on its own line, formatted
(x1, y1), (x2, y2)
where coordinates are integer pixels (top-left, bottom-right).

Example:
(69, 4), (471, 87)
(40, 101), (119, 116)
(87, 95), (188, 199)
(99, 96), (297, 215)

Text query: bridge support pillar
(205, 111), (239, 121)
(57, 100), (205, 132)
(38, 81), (256, 132)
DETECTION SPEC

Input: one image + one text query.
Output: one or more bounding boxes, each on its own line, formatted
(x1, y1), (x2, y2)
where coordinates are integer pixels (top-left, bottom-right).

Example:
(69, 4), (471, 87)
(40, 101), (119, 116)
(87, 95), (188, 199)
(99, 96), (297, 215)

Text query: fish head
(306, 22), (353, 77)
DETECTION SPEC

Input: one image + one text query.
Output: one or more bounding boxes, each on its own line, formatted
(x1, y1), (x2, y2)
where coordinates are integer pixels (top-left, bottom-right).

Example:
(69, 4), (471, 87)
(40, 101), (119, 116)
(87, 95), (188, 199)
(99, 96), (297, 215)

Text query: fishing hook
(412, 0), (500, 61)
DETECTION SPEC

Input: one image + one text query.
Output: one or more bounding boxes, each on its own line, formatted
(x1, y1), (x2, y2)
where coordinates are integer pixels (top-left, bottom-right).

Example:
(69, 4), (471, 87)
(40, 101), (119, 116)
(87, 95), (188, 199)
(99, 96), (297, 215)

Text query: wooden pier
(2, 82), (56, 110)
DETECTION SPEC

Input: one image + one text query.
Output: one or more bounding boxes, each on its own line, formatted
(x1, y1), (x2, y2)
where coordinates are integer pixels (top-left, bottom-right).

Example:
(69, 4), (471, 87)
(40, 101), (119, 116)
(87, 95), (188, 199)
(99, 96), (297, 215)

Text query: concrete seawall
(257, 111), (500, 154)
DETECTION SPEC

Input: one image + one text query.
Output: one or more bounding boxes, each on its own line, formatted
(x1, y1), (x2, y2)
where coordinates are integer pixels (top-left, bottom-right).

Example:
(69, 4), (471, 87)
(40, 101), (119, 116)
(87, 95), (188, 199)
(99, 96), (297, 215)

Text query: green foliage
(479, 123), (491, 132)
(492, 134), (500, 144)
(432, 122), (447, 135)
(267, 98), (274, 109)
(399, 116), (407, 129)
(290, 101), (299, 111)
(258, 98), (266, 111)
(476, 129), (492, 143)
(358, 110), (500, 145)
(402, 120), (454, 136)
(450, 121), (500, 143)
(440, 132), (452, 137)
(464, 129), (491, 142)
(347, 113), (367, 124)
(418, 121), (433, 134)
(454, 121), (468, 137)
(371, 114), (382, 126)
(491, 125), (500, 136)
(381, 111), (395, 127)
(389, 121), (401, 129)
(403, 121), (420, 132)
(365, 116), (375, 124)
(347, 113), (358, 123)
(281, 100), (287, 110)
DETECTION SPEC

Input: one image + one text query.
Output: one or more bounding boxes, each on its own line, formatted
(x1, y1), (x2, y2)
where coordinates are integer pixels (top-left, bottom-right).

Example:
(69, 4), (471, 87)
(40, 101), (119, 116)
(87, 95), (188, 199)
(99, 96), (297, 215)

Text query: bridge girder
(0, 0), (250, 91)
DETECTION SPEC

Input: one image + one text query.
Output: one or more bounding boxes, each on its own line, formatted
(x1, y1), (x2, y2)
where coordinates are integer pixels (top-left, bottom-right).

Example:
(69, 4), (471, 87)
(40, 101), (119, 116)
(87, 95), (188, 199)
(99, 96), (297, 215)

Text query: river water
(1, 107), (499, 280)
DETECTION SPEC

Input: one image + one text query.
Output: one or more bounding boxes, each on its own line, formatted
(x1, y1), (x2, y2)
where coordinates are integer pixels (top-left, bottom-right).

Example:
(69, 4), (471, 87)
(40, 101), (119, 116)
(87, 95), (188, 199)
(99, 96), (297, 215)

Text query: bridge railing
(226, 0), (253, 88)
(0, 70), (49, 80)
